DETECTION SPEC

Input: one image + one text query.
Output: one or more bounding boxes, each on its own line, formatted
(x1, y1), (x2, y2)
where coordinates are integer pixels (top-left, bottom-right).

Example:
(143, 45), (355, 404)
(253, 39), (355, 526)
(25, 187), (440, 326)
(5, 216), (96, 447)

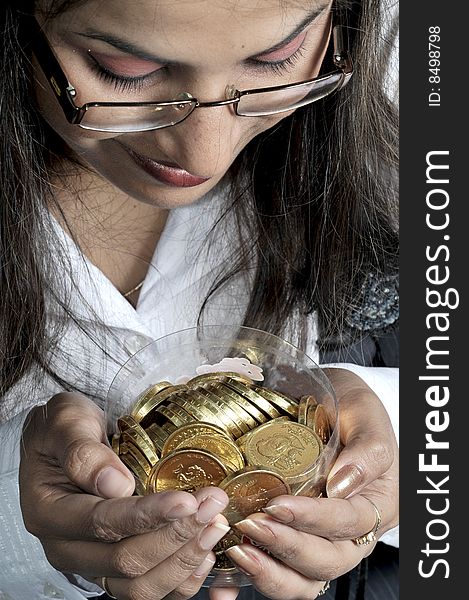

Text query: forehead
(46, 0), (328, 52)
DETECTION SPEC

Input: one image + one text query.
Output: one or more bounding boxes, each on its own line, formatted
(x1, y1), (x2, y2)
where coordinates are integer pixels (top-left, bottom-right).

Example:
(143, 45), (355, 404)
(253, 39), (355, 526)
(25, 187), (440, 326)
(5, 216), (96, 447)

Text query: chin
(62, 143), (225, 209)
(107, 168), (226, 209)
(140, 181), (223, 209)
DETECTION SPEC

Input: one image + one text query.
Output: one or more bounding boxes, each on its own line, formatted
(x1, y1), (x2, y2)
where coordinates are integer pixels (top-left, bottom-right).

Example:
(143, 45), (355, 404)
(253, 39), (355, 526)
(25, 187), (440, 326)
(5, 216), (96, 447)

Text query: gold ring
(100, 576), (117, 599)
(352, 497), (382, 545)
(317, 580), (331, 596)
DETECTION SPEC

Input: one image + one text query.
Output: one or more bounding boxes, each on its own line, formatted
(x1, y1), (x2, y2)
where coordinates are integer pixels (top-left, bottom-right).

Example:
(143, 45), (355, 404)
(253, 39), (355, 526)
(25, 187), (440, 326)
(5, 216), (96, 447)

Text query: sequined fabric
(346, 273), (399, 332)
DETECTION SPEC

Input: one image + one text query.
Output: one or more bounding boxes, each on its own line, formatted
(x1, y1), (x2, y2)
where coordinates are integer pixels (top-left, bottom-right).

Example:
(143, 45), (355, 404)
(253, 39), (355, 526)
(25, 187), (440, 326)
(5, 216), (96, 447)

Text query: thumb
(28, 392), (135, 498)
(325, 394), (396, 499)
(209, 587), (240, 600)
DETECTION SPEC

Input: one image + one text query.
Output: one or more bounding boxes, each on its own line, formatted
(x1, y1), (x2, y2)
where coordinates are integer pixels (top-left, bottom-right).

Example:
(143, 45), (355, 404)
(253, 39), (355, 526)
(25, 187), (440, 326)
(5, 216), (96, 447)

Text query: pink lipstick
(126, 147), (210, 188)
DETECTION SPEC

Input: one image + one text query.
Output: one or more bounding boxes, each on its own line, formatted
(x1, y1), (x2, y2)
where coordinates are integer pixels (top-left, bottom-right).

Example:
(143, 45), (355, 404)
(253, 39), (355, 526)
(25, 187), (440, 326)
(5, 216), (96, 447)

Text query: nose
(152, 94), (244, 179)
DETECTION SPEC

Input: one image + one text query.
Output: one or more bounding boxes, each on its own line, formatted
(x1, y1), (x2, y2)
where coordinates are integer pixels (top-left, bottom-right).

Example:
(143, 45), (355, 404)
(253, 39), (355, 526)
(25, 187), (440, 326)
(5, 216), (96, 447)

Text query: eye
(248, 45), (307, 75)
(247, 30), (309, 75)
(256, 30), (308, 63)
(87, 50), (165, 92)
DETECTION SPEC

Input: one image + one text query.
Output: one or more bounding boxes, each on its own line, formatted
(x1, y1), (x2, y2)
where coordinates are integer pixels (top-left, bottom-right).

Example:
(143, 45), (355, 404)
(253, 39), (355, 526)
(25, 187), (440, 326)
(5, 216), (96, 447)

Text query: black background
(400, 1), (466, 597)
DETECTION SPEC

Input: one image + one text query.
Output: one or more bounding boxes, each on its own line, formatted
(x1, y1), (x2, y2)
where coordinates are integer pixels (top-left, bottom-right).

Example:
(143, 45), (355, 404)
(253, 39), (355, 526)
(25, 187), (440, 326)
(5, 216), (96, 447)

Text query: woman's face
(36, 0), (332, 208)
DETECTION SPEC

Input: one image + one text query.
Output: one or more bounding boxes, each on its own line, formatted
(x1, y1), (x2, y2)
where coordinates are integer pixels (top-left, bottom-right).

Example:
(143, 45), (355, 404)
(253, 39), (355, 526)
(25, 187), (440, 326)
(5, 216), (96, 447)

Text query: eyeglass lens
(79, 101), (197, 132)
(79, 73), (343, 132)
(237, 73), (343, 117)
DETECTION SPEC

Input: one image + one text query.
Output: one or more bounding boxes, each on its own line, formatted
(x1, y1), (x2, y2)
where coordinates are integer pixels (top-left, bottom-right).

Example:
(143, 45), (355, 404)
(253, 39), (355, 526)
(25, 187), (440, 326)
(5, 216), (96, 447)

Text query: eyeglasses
(31, 15), (353, 134)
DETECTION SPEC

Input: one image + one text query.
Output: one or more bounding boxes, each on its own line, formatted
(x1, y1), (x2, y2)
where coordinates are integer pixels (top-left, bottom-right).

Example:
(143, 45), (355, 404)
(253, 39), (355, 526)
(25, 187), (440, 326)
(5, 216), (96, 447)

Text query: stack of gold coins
(110, 371), (332, 571)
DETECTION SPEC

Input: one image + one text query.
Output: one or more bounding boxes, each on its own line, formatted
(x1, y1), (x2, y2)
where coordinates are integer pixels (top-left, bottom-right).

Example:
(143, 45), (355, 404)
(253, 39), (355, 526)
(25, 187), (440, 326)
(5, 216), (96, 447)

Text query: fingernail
(225, 546), (258, 576)
(199, 521), (231, 550)
(97, 467), (134, 498)
(326, 464), (365, 499)
(194, 554), (216, 577)
(262, 504), (294, 523)
(197, 495), (227, 524)
(234, 519), (275, 541)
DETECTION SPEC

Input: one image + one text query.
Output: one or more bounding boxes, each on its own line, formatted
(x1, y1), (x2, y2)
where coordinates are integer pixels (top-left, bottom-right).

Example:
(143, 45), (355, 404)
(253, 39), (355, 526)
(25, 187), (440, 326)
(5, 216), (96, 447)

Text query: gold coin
(147, 449), (230, 493)
(120, 451), (149, 494)
(157, 402), (195, 427)
(223, 380), (282, 419)
(213, 551), (237, 572)
(235, 431), (251, 458)
(145, 423), (167, 453)
(298, 394), (318, 426)
(121, 423), (159, 465)
(161, 422), (230, 457)
(187, 372), (254, 388)
(191, 387), (246, 438)
(117, 414), (140, 432)
(202, 384), (257, 432)
(175, 433), (245, 472)
(236, 415), (290, 455)
(161, 421), (177, 435)
(135, 480), (147, 496)
(244, 421), (322, 481)
(206, 382), (264, 427)
(310, 404), (331, 445)
(174, 389), (241, 438)
(213, 528), (243, 556)
(169, 391), (232, 436)
(219, 465), (290, 523)
(137, 384), (189, 427)
(131, 382), (173, 422)
(213, 529), (243, 572)
(120, 441), (154, 475)
(238, 415), (290, 443)
(252, 386), (299, 418)
(166, 401), (198, 425)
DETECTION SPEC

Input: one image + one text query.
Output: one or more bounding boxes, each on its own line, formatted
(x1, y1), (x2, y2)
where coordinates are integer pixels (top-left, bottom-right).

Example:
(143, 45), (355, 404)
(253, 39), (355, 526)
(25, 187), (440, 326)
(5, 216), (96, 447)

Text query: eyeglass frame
(30, 12), (353, 132)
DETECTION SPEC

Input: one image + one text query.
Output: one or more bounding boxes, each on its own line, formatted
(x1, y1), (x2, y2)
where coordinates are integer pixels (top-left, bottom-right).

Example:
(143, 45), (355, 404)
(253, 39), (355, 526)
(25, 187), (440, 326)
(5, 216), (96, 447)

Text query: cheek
(250, 110), (295, 137)
(34, 71), (121, 161)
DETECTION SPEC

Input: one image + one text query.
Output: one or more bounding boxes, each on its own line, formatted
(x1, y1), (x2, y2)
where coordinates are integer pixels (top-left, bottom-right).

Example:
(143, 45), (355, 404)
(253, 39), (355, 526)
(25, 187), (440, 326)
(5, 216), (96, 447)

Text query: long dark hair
(0, 0), (398, 405)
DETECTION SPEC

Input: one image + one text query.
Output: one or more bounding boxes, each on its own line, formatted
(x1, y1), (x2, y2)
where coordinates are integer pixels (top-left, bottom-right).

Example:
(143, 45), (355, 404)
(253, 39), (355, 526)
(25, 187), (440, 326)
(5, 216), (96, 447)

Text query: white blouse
(0, 187), (399, 599)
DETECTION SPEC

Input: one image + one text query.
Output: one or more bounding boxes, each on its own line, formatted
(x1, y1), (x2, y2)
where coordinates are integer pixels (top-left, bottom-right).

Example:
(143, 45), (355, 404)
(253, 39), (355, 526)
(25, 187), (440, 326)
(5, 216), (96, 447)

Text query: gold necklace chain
(122, 280), (145, 298)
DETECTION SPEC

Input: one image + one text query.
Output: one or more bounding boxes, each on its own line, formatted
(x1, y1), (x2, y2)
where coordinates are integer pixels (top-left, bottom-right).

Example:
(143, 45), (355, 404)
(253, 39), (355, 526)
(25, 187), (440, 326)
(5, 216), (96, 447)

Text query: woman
(0, 0), (399, 599)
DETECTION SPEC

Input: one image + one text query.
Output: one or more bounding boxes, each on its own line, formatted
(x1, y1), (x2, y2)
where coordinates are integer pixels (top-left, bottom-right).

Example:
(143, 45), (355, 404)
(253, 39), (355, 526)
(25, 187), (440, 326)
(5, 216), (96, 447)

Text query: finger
(25, 488), (200, 541)
(258, 494), (392, 540)
(321, 372), (397, 499)
(209, 587), (240, 600)
(225, 544), (328, 600)
(46, 512), (230, 579)
(232, 512), (376, 580)
(103, 553), (216, 600)
(105, 518), (231, 600)
(166, 554), (217, 600)
(22, 393), (135, 498)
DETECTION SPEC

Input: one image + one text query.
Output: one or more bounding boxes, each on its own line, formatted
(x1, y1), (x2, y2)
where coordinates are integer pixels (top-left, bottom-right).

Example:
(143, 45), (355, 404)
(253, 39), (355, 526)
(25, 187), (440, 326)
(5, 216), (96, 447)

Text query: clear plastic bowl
(105, 325), (339, 588)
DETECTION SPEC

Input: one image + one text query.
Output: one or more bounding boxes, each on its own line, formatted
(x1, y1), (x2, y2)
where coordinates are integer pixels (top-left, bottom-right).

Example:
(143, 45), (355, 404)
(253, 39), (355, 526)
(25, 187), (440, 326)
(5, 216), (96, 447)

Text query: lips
(124, 146), (210, 188)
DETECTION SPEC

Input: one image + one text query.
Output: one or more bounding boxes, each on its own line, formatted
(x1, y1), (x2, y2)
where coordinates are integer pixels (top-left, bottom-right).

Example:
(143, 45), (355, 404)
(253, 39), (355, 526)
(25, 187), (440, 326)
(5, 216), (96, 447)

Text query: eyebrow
(75, 3), (329, 64)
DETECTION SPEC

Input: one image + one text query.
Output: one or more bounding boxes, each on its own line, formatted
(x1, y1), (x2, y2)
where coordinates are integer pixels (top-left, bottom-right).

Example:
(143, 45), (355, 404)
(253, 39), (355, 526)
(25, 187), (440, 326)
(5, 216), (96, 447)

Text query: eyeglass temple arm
(332, 25), (353, 74)
(30, 18), (82, 123)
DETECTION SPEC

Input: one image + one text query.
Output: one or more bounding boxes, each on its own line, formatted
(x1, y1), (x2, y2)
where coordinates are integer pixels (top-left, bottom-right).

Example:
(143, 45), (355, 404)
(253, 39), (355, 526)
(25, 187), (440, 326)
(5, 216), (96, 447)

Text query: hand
(223, 369), (399, 599)
(19, 392), (231, 600)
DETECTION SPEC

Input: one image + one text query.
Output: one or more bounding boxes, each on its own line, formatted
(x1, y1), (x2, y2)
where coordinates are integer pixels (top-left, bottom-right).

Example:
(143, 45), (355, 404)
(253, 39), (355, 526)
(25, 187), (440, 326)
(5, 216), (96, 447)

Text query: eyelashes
(248, 44), (307, 75)
(87, 40), (308, 93)
(87, 54), (161, 92)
